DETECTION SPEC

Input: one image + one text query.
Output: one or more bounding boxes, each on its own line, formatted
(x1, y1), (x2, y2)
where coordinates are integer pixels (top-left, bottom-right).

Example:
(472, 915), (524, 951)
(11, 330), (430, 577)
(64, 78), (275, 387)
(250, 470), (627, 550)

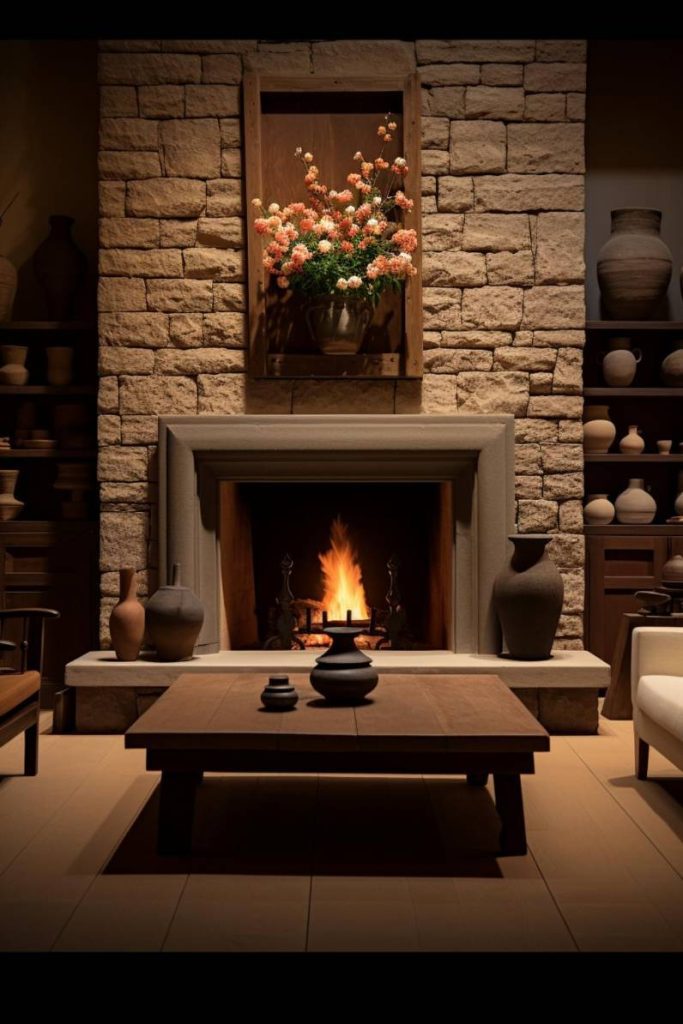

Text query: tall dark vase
(309, 627), (379, 704)
(145, 562), (204, 662)
(597, 208), (672, 320)
(492, 534), (564, 661)
(33, 215), (86, 320)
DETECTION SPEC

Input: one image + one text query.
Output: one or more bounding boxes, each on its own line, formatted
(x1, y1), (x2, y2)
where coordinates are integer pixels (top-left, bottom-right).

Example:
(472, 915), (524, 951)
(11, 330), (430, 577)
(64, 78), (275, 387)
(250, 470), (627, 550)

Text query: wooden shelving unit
(0, 321), (99, 701)
(584, 320), (683, 663)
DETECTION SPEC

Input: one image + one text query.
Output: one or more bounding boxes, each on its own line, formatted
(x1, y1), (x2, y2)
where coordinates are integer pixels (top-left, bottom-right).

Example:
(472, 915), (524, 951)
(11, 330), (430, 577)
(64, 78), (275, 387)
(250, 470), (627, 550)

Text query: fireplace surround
(158, 413), (515, 656)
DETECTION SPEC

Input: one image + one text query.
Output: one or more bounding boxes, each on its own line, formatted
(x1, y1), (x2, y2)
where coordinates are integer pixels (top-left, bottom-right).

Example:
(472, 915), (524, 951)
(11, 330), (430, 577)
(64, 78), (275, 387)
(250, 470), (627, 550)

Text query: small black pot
(261, 675), (299, 711)
(310, 627), (378, 704)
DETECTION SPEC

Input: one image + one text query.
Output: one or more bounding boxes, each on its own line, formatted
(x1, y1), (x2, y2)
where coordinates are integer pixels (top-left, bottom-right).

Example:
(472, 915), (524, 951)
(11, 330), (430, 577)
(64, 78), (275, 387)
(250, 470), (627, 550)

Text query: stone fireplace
(158, 413), (514, 655)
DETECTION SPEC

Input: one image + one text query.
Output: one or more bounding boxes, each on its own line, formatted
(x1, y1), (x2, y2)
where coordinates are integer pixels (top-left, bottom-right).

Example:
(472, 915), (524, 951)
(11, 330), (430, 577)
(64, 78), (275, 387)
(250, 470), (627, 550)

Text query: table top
(125, 673), (550, 754)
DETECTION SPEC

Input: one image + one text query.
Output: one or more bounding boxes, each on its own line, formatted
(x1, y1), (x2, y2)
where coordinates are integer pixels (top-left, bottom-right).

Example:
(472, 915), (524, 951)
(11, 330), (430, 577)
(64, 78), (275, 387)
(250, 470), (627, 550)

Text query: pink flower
(395, 191), (414, 211)
(277, 276), (290, 289)
(341, 241), (354, 253)
(254, 218), (270, 235)
(392, 228), (418, 253)
(336, 278), (348, 290)
(348, 276), (362, 289)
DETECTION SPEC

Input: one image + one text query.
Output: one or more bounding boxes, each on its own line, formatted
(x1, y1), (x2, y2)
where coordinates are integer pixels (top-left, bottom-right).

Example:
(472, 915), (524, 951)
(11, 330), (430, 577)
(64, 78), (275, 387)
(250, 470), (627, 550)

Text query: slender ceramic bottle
(109, 568), (145, 662)
(619, 425), (645, 454)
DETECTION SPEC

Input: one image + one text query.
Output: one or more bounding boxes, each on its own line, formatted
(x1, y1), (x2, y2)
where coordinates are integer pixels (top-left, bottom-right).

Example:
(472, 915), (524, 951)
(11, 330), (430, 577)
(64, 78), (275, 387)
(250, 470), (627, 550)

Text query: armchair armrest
(632, 627), (683, 701)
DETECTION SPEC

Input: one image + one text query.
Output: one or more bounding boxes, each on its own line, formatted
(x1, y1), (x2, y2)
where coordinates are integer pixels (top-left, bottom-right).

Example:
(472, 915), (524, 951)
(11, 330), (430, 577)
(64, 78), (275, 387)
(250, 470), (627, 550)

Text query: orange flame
(319, 516), (369, 621)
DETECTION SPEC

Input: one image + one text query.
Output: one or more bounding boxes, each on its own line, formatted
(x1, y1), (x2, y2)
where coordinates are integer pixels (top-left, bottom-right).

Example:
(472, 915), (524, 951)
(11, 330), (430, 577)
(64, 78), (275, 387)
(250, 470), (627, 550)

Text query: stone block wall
(97, 38), (587, 647)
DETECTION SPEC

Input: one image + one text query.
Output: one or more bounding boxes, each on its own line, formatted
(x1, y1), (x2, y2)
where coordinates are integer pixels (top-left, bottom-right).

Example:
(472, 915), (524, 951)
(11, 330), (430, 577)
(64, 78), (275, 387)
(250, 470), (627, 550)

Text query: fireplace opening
(218, 481), (454, 651)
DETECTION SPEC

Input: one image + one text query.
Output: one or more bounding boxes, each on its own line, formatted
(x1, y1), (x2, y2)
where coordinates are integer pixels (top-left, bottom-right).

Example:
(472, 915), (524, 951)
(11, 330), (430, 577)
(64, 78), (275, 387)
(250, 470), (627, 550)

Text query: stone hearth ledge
(62, 650), (609, 734)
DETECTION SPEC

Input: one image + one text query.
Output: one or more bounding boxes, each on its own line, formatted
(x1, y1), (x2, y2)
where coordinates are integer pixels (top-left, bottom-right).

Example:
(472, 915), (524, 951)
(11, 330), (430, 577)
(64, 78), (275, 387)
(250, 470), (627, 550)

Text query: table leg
(158, 770), (202, 855)
(493, 773), (527, 856)
(467, 772), (489, 787)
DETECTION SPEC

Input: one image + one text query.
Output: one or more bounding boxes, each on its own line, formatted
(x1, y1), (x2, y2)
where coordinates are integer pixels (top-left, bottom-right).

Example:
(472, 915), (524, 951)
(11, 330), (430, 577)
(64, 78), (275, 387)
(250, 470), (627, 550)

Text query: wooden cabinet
(0, 521), (98, 703)
(586, 528), (683, 663)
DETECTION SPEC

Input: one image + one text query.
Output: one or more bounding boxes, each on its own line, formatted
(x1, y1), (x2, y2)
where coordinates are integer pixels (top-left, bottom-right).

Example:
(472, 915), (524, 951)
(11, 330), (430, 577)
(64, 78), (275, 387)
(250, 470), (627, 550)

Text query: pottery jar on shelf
(619, 424), (645, 454)
(615, 478), (657, 524)
(0, 469), (24, 522)
(601, 337), (641, 387)
(583, 404), (616, 454)
(661, 342), (683, 386)
(0, 345), (29, 385)
(109, 568), (145, 662)
(32, 215), (86, 321)
(46, 346), (74, 386)
(492, 534), (564, 661)
(662, 553), (683, 586)
(584, 494), (615, 526)
(674, 470), (683, 517)
(0, 254), (17, 323)
(597, 208), (672, 319)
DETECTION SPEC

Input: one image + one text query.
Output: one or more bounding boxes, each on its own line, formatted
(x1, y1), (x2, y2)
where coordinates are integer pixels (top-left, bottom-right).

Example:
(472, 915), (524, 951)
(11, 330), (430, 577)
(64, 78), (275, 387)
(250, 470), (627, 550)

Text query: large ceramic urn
(145, 562), (204, 661)
(614, 478), (657, 524)
(597, 208), (672, 320)
(583, 405), (616, 454)
(492, 534), (564, 661)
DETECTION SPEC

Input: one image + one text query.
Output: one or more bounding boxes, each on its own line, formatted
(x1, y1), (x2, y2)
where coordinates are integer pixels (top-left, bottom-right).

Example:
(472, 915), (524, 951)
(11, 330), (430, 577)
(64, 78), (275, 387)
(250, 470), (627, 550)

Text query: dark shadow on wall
(0, 39), (98, 321)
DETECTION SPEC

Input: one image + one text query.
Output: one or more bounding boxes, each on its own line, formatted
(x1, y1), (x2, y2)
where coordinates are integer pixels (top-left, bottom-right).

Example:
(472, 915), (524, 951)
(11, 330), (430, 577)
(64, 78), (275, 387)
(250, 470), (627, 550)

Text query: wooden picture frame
(243, 72), (423, 379)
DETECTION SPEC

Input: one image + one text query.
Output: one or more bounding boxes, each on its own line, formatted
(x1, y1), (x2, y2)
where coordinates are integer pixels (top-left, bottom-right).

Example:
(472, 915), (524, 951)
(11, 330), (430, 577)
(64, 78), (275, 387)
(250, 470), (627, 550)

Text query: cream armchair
(632, 626), (683, 779)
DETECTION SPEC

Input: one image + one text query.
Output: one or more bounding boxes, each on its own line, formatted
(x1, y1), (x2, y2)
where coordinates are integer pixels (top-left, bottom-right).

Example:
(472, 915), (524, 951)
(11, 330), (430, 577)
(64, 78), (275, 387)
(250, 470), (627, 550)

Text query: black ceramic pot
(261, 675), (299, 710)
(309, 626), (378, 704)
(145, 562), (204, 661)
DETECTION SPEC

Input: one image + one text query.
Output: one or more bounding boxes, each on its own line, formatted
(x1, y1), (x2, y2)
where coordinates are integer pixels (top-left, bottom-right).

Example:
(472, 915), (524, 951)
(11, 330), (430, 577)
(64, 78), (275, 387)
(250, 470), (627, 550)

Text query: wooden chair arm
(0, 608), (60, 621)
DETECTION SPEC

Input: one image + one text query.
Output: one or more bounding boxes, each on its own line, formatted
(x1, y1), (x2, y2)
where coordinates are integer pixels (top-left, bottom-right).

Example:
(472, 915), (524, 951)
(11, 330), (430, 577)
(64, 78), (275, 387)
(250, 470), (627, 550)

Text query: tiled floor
(0, 711), (681, 952)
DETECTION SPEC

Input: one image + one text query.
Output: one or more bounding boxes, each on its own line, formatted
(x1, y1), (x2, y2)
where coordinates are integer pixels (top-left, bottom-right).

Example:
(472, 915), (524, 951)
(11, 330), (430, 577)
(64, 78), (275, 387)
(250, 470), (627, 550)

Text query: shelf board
(586, 321), (683, 331)
(583, 387), (683, 397)
(0, 519), (98, 530)
(585, 454), (683, 462)
(265, 352), (404, 379)
(0, 450), (96, 460)
(0, 321), (96, 331)
(0, 385), (96, 396)
(584, 524), (683, 535)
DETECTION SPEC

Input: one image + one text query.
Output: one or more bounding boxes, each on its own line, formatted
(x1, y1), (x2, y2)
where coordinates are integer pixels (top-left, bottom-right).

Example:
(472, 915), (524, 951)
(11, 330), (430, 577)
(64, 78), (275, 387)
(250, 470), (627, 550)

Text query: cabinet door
(0, 526), (98, 701)
(586, 535), (668, 663)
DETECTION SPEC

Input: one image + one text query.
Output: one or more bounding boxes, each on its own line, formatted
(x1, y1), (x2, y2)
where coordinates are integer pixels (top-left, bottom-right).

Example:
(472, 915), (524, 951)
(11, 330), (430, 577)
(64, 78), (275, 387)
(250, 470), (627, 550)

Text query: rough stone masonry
(97, 38), (586, 647)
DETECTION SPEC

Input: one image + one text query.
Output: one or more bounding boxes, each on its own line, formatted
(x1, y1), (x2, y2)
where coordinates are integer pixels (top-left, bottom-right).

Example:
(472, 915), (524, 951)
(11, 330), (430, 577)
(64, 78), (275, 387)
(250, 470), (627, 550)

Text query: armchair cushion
(638, 675), (683, 743)
(0, 671), (40, 718)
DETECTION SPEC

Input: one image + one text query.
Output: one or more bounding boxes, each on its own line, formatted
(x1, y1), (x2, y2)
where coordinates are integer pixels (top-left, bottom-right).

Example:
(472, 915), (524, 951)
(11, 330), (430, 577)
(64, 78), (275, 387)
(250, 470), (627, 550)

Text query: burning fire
(319, 516), (369, 621)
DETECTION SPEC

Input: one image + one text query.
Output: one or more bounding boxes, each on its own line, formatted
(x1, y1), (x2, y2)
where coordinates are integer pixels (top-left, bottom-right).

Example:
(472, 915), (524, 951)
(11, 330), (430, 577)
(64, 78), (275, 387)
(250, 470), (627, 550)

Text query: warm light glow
(319, 516), (369, 621)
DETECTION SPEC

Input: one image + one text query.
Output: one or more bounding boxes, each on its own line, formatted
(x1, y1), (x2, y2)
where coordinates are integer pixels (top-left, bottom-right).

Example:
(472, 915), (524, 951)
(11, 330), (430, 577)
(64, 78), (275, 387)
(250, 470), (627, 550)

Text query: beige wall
(0, 39), (98, 319)
(96, 38), (587, 649)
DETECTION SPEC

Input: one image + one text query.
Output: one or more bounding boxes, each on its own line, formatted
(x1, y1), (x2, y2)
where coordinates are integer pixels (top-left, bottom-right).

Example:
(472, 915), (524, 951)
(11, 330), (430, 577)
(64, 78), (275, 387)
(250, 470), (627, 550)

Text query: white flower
(347, 276), (362, 289)
(251, 198), (262, 207)
(320, 217), (335, 233)
(336, 278), (348, 290)
(317, 240), (332, 254)
(353, 151), (363, 161)
(399, 252), (412, 262)
(329, 190), (337, 199)
(294, 147), (303, 157)
(268, 203), (280, 214)
(367, 218), (378, 228)
(304, 152), (313, 163)
(345, 205), (356, 215)
(394, 157), (406, 167)
(372, 196), (382, 206)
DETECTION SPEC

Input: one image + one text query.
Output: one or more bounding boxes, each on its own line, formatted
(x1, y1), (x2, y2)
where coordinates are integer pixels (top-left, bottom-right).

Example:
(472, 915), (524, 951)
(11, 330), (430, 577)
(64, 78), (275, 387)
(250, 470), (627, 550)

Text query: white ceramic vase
(615, 478), (657, 524)
(583, 405), (616, 454)
(584, 494), (615, 525)
(619, 424), (645, 454)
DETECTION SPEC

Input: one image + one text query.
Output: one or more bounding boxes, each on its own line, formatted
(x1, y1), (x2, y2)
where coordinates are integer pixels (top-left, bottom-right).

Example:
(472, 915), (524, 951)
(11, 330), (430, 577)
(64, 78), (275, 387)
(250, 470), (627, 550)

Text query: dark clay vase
(310, 626), (378, 704)
(493, 534), (564, 661)
(145, 562), (204, 661)
(33, 215), (86, 320)
(597, 209), (672, 320)
(261, 675), (299, 711)
(109, 568), (145, 662)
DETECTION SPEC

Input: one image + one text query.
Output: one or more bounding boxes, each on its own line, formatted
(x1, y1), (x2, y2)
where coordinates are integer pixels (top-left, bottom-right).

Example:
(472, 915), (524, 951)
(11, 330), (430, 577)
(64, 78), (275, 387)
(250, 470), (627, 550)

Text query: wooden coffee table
(125, 673), (549, 857)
